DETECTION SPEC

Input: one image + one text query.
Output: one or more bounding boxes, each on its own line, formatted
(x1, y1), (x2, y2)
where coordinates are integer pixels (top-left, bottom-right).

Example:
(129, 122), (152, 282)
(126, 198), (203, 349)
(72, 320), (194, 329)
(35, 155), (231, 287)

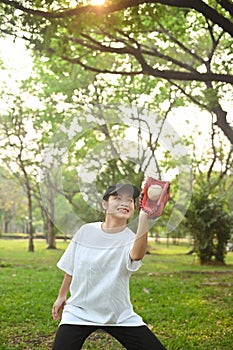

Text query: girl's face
(103, 190), (135, 221)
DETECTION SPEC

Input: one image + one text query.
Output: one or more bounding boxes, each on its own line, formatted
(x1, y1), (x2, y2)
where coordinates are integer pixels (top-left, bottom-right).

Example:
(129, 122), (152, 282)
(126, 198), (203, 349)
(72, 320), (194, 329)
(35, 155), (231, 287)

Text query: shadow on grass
(8, 331), (125, 350)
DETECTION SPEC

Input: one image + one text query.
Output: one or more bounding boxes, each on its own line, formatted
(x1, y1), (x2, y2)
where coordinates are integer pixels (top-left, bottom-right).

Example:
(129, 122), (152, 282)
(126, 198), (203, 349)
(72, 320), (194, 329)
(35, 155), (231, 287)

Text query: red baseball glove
(139, 177), (170, 219)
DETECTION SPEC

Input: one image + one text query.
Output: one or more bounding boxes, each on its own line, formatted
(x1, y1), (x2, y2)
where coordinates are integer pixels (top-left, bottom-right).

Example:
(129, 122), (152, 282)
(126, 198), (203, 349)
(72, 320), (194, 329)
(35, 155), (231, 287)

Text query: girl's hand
(52, 296), (66, 321)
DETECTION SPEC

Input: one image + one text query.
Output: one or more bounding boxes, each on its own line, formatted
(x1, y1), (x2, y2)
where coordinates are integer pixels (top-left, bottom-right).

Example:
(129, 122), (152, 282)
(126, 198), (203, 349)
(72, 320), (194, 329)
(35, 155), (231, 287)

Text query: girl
(52, 183), (167, 350)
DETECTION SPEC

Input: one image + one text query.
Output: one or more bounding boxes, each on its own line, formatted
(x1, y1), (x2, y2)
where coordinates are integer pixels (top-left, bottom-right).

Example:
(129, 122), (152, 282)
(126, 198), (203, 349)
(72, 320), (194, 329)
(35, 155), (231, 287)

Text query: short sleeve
(57, 239), (77, 275)
(126, 247), (142, 272)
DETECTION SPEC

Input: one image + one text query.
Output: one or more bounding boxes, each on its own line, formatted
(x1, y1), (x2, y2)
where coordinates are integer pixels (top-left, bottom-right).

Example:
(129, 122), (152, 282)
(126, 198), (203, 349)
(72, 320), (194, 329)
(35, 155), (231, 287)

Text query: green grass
(0, 239), (232, 350)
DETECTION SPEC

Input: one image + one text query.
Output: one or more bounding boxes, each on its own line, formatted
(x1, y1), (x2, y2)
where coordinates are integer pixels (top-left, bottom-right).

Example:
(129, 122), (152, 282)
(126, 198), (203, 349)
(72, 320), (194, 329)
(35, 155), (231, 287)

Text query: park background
(0, 1), (232, 349)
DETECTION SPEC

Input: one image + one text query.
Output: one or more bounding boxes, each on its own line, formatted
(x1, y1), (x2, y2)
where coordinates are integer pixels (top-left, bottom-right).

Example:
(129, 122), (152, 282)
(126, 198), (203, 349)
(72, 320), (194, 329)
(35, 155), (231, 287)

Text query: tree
(181, 107), (233, 264)
(0, 168), (28, 234)
(1, 1), (231, 252)
(0, 93), (41, 251)
(0, 0), (232, 143)
(15, 50), (183, 238)
(185, 178), (233, 264)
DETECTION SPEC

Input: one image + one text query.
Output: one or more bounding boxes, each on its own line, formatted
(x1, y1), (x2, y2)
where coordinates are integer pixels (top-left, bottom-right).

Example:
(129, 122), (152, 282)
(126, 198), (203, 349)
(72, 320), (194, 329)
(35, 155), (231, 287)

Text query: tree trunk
(47, 216), (56, 249)
(28, 218), (34, 252)
(214, 106), (233, 145)
(27, 186), (34, 252)
(4, 219), (9, 233)
(46, 192), (56, 249)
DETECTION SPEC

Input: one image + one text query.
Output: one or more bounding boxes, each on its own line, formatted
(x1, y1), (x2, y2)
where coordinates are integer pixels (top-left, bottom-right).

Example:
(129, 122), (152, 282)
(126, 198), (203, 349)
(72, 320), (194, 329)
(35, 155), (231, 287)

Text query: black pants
(52, 324), (167, 350)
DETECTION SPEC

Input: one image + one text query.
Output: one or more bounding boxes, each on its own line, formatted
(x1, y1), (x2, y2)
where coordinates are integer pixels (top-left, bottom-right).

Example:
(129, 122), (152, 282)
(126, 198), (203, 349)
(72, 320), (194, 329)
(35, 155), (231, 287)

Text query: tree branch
(1, 0), (233, 37)
(61, 55), (144, 75)
(216, 0), (233, 17)
(207, 115), (217, 181)
(169, 81), (208, 109)
(63, 52), (233, 82)
(155, 23), (205, 65)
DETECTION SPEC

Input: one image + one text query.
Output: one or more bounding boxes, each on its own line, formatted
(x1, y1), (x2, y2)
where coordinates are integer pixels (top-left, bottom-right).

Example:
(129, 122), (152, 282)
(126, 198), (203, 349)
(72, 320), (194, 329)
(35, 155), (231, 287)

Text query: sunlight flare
(84, 0), (105, 5)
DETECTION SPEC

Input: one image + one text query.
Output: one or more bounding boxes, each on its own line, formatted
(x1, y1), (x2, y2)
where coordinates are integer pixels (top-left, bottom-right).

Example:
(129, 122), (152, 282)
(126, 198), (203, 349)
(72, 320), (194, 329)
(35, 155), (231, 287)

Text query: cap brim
(103, 184), (140, 200)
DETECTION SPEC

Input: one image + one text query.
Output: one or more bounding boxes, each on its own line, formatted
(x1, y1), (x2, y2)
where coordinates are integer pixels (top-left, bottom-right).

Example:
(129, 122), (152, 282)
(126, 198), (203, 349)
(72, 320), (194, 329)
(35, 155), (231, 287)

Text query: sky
(0, 37), (33, 81)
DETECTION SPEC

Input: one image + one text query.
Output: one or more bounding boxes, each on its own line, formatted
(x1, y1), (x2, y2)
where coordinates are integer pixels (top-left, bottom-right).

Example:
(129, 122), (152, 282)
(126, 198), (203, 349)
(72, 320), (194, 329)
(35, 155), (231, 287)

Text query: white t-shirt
(57, 222), (145, 326)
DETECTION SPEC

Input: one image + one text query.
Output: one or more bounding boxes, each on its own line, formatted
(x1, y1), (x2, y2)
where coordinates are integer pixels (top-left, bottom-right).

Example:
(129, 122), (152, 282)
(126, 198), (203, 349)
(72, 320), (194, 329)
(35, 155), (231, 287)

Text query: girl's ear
(102, 200), (108, 210)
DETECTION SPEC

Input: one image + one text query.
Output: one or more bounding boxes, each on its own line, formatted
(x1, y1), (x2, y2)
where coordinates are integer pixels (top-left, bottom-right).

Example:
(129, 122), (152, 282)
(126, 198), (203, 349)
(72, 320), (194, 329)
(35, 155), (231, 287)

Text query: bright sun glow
(71, 0), (105, 6)
(84, 0), (105, 5)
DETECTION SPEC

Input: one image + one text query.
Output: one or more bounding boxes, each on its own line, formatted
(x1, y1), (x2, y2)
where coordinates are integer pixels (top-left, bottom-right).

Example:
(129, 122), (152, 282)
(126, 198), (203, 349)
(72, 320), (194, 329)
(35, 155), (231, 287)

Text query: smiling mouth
(117, 208), (129, 214)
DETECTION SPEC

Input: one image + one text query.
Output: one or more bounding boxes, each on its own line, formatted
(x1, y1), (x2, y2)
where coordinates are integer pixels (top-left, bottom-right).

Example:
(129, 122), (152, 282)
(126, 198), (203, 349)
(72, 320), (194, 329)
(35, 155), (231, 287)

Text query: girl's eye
(112, 195), (121, 200)
(114, 195), (133, 203)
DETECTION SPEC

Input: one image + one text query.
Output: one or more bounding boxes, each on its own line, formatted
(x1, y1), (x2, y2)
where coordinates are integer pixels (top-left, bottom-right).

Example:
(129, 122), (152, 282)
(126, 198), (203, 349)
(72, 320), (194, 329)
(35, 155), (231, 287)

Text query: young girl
(52, 183), (167, 350)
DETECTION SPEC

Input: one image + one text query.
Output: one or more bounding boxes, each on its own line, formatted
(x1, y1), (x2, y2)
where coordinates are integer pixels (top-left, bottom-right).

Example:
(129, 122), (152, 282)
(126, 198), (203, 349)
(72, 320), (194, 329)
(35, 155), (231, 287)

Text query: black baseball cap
(103, 183), (140, 201)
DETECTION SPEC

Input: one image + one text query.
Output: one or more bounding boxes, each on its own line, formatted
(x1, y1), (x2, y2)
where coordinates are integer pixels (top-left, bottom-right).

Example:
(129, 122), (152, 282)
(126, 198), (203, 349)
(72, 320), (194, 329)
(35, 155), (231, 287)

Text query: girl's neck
(102, 216), (127, 233)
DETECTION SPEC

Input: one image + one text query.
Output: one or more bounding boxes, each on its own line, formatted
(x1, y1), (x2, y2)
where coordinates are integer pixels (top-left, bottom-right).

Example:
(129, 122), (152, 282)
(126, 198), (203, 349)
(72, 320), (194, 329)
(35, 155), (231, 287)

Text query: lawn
(0, 239), (232, 350)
